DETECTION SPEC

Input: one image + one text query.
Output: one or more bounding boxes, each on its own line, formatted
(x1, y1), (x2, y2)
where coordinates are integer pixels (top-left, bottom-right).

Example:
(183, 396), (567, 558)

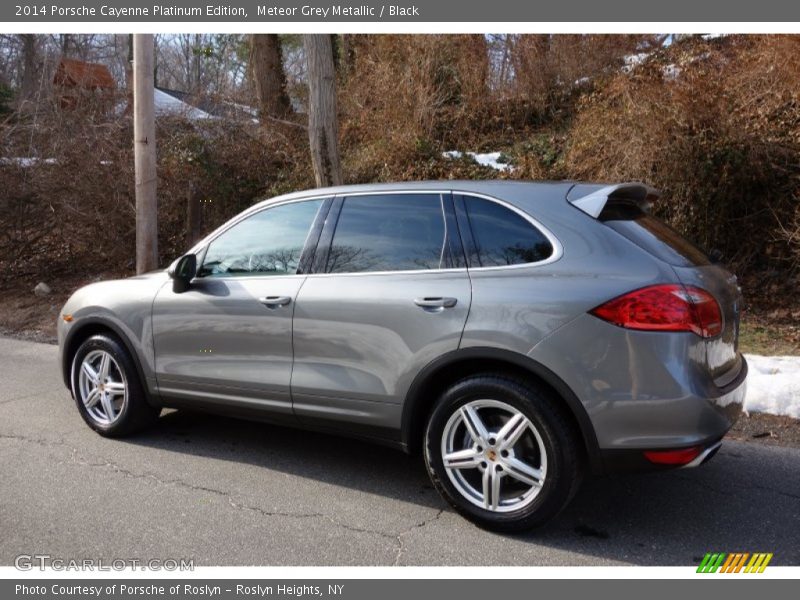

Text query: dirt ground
(728, 412), (800, 449)
(0, 271), (126, 344)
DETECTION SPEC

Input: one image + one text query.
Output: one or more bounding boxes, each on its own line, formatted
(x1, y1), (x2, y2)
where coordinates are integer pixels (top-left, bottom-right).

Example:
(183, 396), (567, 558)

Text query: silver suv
(58, 181), (746, 532)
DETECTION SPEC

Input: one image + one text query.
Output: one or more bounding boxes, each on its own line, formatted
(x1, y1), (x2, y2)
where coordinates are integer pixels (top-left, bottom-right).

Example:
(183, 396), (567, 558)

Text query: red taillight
(590, 284), (722, 338)
(643, 446), (702, 465)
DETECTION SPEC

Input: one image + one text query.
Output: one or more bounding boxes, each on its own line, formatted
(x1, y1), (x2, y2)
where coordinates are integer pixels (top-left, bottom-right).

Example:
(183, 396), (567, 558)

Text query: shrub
(564, 35), (800, 273)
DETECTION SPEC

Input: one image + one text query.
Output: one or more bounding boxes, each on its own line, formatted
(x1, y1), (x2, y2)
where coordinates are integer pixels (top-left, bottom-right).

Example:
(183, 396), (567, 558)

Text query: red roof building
(53, 58), (116, 110)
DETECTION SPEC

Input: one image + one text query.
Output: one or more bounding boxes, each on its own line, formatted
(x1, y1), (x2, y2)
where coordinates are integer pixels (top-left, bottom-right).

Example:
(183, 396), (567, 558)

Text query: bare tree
(153, 34), (247, 98)
(303, 34), (342, 187)
(125, 34), (133, 103)
(17, 34), (42, 111)
(249, 34), (291, 119)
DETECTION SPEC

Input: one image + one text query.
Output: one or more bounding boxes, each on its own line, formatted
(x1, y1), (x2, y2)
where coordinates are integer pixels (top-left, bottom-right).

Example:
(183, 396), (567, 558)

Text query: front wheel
(424, 375), (582, 532)
(71, 334), (160, 437)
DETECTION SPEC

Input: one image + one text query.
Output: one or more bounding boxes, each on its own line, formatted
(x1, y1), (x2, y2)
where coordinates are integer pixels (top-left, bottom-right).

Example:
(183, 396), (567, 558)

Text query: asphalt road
(1, 336), (798, 566)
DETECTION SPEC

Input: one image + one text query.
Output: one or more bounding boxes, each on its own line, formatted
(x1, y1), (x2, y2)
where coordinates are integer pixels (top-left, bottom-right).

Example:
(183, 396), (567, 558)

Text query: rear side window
(327, 194), (449, 273)
(599, 201), (711, 267)
(460, 195), (553, 267)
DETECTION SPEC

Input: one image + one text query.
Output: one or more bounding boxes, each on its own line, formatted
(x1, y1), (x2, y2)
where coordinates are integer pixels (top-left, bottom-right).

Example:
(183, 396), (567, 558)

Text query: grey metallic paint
(58, 180), (745, 472)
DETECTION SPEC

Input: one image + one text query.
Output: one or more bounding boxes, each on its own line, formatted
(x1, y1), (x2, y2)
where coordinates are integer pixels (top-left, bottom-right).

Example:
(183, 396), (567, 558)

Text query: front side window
(327, 194), (448, 273)
(199, 199), (323, 277)
(461, 195), (554, 267)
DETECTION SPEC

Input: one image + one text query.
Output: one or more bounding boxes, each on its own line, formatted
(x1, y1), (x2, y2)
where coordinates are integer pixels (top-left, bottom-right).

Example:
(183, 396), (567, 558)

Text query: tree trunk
(303, 34), (342, 188)
(60, 34), (72, 57)
(249, 34), (291, 119)
(133, 34), (158, 274)
(330, 34), (341, 71)
(191, 33), (202, 94)
(498, 35), (512, 87)
(123, 34), (133, 115)
(18, 35), (43, 111)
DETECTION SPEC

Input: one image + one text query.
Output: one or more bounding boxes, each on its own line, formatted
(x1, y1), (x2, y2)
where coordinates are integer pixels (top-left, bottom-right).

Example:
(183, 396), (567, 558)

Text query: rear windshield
(599, 201), (711, 267)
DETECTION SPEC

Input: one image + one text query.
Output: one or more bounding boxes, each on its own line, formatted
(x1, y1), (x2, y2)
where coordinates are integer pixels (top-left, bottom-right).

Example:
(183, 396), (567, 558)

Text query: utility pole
(133, 34), (158, 274)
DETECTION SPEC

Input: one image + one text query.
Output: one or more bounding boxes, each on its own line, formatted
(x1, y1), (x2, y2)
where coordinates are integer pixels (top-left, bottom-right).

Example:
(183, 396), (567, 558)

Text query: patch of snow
(443, 150), (512, 172)
(2, 157), (119, 167)
(225, 100), (258, 117)
(154, 88), (215, 120)
(743, 354), (800, 419)
(701, 33), (730, 40)
(574, 76), (591, 86)
(622, 52), (650, 73)
(0, 157), (57, 167)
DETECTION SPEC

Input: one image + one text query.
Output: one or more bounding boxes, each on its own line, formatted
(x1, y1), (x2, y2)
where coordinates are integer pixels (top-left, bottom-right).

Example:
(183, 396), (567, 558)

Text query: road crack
(393, 508), (446, 566)
(0, 432), (68, 447)
(2, 430), (449, 562)
(225, 497), (326, 521)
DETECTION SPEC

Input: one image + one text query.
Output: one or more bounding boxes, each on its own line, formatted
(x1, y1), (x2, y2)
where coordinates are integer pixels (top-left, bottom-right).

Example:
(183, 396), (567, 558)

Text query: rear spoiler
(567, 183), (660, 218)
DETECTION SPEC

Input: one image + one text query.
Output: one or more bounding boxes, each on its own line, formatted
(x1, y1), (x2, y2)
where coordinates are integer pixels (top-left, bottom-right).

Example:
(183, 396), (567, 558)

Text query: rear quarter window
(459, 195), (554, 267)
(599, 201), (711, 267)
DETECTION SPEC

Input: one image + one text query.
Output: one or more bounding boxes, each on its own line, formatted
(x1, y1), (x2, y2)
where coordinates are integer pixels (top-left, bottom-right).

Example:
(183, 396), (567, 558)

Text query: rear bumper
(600, 358), (745, 474)
(600, 437), (724, 473)
(683, 440), (723, 468)
(529, 314), (747, 475)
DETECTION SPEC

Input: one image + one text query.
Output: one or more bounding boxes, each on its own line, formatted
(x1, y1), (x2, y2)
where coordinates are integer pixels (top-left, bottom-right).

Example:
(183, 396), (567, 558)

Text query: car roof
(252, 180), (580, 210)
(190, 179), (653, 256)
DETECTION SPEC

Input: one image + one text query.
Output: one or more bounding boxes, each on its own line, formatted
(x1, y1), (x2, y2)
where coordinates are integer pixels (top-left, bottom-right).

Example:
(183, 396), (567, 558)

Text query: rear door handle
(414, 297), (458, 309)
(258, 295), (292, 308)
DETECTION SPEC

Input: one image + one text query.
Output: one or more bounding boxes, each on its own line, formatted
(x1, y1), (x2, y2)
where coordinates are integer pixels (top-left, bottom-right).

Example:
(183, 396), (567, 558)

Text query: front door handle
(258, 295), (292, 308)
(414, 297), (458, 309)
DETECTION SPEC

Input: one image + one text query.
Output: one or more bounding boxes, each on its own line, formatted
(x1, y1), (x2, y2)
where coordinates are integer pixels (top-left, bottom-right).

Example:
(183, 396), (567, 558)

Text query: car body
(58, 180), (746, 531)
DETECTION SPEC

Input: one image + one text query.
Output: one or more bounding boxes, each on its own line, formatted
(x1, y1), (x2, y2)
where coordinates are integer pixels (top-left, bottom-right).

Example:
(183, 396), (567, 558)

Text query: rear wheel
(71, 334), (160, 437)
(424, 375), (582, 532)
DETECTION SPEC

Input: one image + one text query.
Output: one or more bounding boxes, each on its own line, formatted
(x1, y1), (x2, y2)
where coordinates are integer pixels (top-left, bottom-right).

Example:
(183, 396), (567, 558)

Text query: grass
(739, 315), (800, 356)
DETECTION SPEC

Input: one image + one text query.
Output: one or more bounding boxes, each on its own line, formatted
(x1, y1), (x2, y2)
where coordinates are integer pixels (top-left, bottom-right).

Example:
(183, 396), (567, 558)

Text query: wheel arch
(62, 318), (157, 407)
(401, 347), (602, 473)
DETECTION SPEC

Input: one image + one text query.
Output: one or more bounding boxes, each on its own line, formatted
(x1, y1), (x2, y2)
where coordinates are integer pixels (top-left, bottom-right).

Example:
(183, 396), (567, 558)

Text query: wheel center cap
(485, 449), (497, 461)
(98, 383), (105, 391)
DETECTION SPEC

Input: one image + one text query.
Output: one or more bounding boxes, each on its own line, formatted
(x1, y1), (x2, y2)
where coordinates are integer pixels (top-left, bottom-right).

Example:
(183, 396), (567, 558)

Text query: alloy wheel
(440, 399), (547, 513)
(77, 350), (127, 426)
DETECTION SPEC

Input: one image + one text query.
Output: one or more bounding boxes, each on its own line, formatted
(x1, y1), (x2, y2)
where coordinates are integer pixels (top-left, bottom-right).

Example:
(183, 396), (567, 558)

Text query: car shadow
(125, 409), (800, 566)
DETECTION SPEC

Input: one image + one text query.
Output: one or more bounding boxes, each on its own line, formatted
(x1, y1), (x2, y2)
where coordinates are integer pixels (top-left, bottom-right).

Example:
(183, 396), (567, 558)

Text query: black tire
(424, 374), (583, 533)
(70, 334), (160, 437)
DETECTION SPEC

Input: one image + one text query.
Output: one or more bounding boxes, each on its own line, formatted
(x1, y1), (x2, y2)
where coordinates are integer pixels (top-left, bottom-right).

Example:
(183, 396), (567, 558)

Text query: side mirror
(168, 253), (197, 293)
